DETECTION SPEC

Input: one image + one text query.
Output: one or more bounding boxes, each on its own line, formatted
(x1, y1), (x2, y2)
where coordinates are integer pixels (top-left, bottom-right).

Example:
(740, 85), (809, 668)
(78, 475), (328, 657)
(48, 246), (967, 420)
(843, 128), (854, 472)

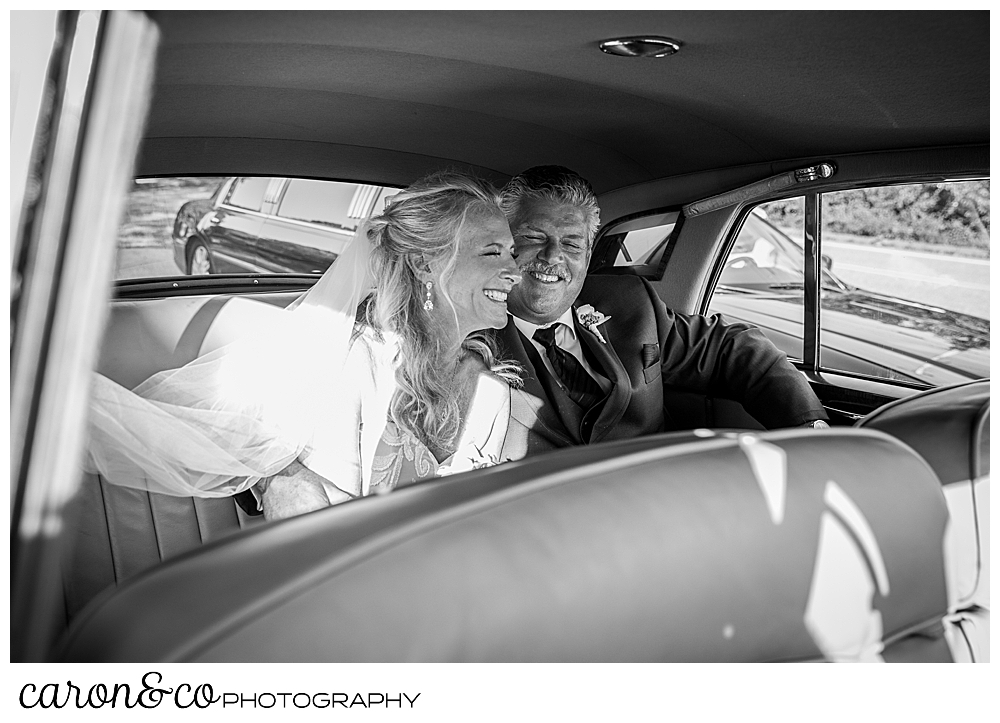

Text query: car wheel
(186, 239), (214, 275)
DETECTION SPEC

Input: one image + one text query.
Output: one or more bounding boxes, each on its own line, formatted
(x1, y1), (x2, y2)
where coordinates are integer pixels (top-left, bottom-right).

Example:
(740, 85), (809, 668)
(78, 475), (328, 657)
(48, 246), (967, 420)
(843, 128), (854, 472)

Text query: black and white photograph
(9, 6), (991, 716)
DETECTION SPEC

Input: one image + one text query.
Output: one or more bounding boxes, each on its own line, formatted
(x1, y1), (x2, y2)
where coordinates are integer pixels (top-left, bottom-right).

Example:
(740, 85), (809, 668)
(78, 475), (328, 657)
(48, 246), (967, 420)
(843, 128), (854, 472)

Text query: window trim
(802, 192), (821, 369)
(262, 213), (360, 236)
(702, 177), (989, 390)
(223, 176), (273, 213)
(271, 177), (374, 235)
(589, 208), (683, 280)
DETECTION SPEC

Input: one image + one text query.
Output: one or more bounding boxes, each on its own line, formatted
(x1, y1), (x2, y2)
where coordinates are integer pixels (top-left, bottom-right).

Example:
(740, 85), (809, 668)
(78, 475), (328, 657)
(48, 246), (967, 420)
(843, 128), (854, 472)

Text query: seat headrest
(858, 380), (989, 484)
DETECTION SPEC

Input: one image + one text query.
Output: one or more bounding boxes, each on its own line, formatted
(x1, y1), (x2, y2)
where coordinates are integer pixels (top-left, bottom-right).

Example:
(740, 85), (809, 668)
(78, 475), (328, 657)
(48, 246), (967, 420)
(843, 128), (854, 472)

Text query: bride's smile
(431, 206), (522, 340)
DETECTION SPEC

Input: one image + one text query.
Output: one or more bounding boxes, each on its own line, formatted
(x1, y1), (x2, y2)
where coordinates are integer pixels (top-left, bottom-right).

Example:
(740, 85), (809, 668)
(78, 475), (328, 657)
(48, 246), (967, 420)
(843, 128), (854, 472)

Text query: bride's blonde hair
(364, 171), (521, 453)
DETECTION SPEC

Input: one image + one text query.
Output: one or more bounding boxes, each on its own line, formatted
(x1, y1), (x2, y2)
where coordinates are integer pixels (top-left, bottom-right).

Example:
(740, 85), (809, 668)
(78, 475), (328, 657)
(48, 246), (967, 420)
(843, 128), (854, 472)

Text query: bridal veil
(85, 223), (376, 497)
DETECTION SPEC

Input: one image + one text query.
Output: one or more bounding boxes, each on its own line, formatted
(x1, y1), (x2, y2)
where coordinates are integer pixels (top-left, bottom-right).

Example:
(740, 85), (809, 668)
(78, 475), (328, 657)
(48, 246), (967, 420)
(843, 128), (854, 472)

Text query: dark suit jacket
(496, 274), (828, 460)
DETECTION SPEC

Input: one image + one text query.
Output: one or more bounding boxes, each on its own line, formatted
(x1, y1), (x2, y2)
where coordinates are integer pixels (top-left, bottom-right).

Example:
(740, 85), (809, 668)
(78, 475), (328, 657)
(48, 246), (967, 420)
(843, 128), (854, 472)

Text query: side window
(613, 223), (676, 268)
(819, 182), (989, 386)
(276, 179), (360, 233)
(707, 182), (990, 387)
(591, 212), (678, 278)
(708, 200), (806, 363)
(225, 176), (271, 211)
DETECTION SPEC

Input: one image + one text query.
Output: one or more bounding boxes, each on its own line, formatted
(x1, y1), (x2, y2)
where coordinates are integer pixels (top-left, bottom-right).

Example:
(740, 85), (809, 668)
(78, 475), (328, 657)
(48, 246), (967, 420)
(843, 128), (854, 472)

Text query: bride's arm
(260, 334), (378, 520)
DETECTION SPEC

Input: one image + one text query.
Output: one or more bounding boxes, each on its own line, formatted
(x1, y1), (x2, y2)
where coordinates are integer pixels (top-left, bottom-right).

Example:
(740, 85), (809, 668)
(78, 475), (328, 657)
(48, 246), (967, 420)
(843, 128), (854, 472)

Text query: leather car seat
(61, 294), (298, 633)
(857, 380), (990, 662)
(59, 427), (957, 662)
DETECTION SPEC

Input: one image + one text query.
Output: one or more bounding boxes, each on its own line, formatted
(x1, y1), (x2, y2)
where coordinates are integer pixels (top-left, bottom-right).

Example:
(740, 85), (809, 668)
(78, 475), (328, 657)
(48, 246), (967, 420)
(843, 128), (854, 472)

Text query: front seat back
(59, 428), (956, 662)
(858, 380), (990, 661)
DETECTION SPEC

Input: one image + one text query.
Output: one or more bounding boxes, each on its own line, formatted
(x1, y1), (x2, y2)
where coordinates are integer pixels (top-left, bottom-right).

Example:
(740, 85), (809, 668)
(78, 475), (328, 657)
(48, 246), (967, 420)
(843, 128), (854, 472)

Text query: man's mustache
(518, 261), (571, 281)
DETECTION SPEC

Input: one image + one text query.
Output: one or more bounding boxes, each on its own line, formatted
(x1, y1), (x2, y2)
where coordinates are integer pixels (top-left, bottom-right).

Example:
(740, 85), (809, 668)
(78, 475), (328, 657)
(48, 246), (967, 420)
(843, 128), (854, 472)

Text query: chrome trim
(809, 369), (932, 397)
(795, 163), (836, 183)
(823, 406), (867, 421)
(263, 177), (286, 206)
(602, 210), (679, 235)
(683, 162), (838, 217)
(210, 249), (269, 273)
(599, 36), (681, 57)
(803, 193), (821, 370)
(212, 177), (235, 209)
(348, 184), (380, 219)
(264, 213), (358, 238)
(215, 203), (273, 220)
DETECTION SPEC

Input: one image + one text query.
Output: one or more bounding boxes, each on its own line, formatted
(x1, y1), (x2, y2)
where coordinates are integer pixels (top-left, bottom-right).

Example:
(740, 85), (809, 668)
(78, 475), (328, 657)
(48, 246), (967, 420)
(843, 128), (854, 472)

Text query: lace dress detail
(369, 421), (439, 492)
(364, 370), (512, 494)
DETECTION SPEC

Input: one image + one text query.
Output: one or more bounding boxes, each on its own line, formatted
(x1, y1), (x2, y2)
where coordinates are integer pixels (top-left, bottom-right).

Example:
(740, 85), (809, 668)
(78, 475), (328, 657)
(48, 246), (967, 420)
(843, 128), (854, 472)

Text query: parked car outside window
(115, 176), (400, 280)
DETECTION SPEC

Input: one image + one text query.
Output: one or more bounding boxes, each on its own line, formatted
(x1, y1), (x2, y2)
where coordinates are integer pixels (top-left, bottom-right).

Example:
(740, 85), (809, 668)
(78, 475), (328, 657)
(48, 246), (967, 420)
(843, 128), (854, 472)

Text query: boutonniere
(575, 304), (611, 343)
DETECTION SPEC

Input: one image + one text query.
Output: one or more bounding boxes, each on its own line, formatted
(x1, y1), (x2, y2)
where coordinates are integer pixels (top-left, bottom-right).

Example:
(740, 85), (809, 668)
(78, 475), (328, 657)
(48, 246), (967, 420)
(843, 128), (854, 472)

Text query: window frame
(272, 177), (363, 233)
(222, 176), (275, 214)
(589, 208), (684, 279)
(701, 174), (990, 391)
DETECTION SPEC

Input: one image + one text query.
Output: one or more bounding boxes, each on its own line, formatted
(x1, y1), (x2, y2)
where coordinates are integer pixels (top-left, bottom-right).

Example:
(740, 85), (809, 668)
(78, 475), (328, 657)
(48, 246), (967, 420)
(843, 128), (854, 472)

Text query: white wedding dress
(85, 224), (512, 502)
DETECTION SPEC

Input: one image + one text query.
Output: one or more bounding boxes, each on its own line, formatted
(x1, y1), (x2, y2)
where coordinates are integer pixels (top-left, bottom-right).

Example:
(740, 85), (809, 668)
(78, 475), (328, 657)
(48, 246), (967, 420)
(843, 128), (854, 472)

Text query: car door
(702, 178), (989, 423)
(11, 9), (159, 662)
(589, 151), (990, 427)
(202, 176), (275, 272)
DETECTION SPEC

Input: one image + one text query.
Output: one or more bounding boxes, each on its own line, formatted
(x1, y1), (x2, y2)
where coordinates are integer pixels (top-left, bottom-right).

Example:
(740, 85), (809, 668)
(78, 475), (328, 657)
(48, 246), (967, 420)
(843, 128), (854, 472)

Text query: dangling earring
(423, 280), (434, 311)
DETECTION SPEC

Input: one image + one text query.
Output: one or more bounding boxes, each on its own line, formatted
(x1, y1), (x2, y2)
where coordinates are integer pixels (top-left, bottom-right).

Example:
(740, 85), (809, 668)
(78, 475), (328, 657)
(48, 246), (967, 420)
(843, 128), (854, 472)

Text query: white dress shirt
(511, 310), (612, 394)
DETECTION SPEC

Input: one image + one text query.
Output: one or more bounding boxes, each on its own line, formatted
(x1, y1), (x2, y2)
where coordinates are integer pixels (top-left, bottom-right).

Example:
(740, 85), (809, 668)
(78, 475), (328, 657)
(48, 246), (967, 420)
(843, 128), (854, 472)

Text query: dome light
(599, 36), (681, 58)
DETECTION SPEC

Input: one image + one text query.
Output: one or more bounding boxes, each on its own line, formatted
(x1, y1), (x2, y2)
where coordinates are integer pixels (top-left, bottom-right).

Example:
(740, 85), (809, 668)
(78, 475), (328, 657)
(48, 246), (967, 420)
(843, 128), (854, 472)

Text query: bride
(86, 172), (523, 520)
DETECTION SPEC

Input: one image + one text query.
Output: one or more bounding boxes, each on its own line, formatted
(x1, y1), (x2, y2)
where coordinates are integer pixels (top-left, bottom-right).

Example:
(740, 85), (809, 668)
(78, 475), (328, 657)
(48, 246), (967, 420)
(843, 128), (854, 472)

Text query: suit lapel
(496, 320), (576, 446)
(575, 315), (632, 443)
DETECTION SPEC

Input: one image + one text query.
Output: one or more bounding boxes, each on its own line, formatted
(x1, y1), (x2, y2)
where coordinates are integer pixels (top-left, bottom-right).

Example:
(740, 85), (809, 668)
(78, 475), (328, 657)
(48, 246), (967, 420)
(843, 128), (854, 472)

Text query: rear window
(114, 176), (399, 280)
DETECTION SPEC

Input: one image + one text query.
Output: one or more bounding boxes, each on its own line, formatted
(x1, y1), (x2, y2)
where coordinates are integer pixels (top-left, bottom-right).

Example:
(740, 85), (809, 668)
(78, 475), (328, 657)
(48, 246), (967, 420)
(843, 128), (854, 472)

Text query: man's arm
(259, 460), (355, 521)
(643, 280), (828, 428)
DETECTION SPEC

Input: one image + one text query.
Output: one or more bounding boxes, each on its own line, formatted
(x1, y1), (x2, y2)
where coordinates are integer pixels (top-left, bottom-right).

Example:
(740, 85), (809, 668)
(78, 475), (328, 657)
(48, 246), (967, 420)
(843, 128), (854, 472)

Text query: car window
(707, 181), (990, 386)
(225, 176), (271, 211)
(613, 223), (676, 268)
(114, 176), (399, 280)
(708, 201), (806, 363)
(276, 179), (360, 232)
(590, 213), (678, 278)
(818, 182), (989, 386)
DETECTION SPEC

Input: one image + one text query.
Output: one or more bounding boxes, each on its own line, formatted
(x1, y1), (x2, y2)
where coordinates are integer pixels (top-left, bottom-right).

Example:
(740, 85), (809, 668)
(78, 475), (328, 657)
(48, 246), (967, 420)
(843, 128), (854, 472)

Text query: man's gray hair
(498, 166), (601, 245)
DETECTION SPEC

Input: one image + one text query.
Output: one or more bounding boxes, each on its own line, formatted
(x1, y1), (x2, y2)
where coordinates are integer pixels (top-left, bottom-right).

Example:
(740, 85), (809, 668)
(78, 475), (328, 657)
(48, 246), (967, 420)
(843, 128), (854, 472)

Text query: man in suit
(494, 165), (829, 460)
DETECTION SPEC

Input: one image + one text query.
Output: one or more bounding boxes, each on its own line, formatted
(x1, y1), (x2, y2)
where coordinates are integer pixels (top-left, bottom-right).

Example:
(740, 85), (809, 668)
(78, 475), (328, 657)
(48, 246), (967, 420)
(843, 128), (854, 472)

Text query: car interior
(11, 10), (989, 664)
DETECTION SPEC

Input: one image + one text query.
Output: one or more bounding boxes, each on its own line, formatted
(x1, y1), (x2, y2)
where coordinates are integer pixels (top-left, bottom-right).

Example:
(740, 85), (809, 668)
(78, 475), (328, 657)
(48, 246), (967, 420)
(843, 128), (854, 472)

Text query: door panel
(208, 177), (271, 271)
(256, 218), (352, 274)
(207, 207), (266, 272)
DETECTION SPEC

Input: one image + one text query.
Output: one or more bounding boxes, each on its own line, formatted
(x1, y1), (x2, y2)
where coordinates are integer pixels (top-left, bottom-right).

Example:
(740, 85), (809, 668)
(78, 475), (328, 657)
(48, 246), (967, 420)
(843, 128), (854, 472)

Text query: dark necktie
(532, 324), (604, 410)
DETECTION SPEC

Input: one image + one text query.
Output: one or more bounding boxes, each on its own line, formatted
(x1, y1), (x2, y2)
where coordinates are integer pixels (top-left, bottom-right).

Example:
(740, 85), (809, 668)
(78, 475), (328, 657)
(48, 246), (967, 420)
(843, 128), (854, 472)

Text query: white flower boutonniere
(575, 304), (611, 343)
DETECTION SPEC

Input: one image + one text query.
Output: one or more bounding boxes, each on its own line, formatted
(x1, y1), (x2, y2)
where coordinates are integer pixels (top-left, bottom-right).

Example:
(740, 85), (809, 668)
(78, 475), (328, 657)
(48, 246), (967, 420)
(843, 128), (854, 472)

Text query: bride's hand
(261, 460), (334, 521)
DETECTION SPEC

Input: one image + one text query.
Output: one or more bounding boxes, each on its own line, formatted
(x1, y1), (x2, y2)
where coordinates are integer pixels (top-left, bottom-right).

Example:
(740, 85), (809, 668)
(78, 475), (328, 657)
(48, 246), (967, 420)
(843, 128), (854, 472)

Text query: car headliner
(140, 10), (987, 200)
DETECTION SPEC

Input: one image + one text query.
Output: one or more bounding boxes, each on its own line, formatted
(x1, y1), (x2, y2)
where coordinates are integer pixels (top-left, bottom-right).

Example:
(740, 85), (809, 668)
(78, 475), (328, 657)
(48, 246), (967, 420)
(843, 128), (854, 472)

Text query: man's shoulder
(579, 273), (653, 307)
